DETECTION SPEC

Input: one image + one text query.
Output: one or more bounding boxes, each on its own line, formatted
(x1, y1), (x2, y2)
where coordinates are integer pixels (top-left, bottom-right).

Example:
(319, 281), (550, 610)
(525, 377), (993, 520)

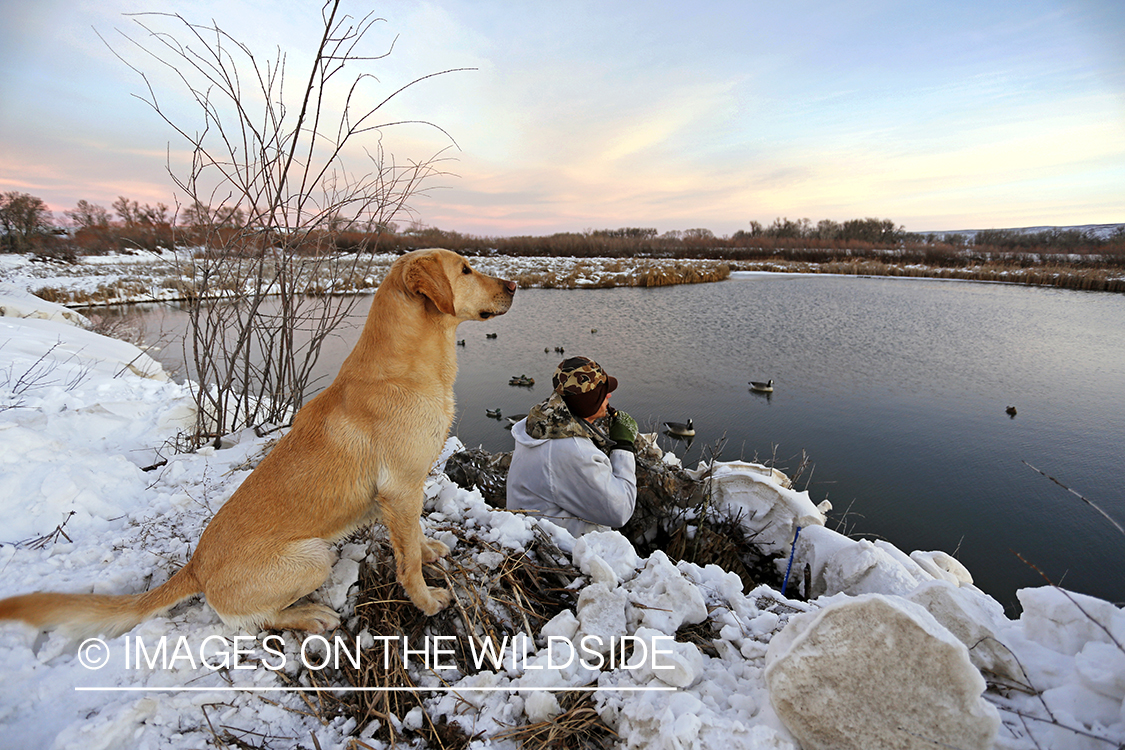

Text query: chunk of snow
(700, 461), (825, 557)
(1018, 586), (1125, 657)
(524, 689), (562, 722)
(765, 594), (999, 750)
(572, 530), (641, 587)
(633, 626), (703, 688)
(821, 537), (927, 597)
(540, 609), (579, 643)
(911, 549), (973, 585)
(575, 582), (629, 655)
(625, 551), (707, 634)
(907, 580), (1024, 683)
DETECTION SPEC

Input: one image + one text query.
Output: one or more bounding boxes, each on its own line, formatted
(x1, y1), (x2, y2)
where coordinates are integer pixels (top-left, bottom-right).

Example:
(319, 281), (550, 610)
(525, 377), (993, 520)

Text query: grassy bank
(10, 254), (733, 307)
(6, 247), (1124, 308)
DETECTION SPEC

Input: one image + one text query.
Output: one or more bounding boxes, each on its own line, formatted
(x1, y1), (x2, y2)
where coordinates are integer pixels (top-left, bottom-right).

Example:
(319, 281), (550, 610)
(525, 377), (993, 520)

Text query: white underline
(75, 685), (677, 693)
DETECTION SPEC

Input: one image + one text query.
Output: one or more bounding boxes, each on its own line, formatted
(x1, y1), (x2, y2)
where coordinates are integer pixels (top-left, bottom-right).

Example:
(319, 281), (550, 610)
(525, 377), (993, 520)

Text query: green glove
(608, 409), (639, 449)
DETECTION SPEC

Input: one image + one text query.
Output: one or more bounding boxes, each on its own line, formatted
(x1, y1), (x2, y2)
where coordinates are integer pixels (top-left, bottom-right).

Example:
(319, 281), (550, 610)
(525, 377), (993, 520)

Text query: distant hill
(922, 223), (1124, 240)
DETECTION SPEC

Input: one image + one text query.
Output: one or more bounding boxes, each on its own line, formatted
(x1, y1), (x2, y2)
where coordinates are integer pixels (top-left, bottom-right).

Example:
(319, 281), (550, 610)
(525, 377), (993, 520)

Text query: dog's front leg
(380, 490), (452, 616)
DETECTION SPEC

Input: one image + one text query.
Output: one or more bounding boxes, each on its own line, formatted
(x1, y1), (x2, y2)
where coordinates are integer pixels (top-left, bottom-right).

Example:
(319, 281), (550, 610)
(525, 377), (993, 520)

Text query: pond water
(119, 273), (1125, 613)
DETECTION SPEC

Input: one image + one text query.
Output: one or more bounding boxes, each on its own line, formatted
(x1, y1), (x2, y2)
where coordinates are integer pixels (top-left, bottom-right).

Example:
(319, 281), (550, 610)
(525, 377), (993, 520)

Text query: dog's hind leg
(381, 490), (452, 616)
(205, 538), (341, 633)
(264, 601), (340, 633)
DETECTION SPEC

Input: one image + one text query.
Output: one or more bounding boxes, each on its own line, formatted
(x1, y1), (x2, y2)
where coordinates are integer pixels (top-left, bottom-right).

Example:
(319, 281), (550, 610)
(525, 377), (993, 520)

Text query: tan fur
(0, 249), (516, 638)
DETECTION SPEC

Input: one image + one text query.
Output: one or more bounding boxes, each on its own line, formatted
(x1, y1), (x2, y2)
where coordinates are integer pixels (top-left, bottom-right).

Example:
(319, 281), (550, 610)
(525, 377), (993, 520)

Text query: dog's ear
(403, 254), (456, 315)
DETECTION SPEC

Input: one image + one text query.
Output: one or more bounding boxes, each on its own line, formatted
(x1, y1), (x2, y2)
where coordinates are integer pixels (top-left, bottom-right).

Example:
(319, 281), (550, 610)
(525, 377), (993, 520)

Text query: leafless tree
(0, 192), (53, 252)
(107, 1), (465, 445)
(65, 200), (113, 230)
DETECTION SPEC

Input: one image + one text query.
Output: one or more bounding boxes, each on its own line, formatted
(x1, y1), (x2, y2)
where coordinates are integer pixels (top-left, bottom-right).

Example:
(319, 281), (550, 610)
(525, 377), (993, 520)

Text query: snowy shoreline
(1, 282), (1123, 749)
(3, 249), (1122, 311)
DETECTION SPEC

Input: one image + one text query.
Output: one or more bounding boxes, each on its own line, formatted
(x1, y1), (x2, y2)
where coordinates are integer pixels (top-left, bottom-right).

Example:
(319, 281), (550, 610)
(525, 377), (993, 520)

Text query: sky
(1, 0), (1123, 237)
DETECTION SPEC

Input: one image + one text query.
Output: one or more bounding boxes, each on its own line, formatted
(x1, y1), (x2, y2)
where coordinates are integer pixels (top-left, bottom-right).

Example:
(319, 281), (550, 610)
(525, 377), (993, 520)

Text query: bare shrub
(109, 1), (465, 445)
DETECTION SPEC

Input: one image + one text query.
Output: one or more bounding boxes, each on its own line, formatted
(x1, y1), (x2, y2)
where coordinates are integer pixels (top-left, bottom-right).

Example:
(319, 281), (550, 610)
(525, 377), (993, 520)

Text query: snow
(764, 594), (1000, 750)
(1, 285), (1123, 750)
(0, 250), (729, 306)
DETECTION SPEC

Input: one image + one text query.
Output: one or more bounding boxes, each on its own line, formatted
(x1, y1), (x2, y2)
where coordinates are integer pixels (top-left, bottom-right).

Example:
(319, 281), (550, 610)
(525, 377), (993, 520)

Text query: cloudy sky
(2, 0), (1122, 236)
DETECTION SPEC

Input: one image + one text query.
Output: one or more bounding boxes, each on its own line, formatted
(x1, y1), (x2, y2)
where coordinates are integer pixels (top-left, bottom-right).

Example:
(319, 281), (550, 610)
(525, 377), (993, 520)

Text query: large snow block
(764, 594), (999, 750)
(573, 530), (641, 587)
(807, 533), (927, 598)
(1018, 586), (1125, 657)
(700, 461), (826, 556)
(906, 580), (1023, 684)
(910, 550), (973, 585)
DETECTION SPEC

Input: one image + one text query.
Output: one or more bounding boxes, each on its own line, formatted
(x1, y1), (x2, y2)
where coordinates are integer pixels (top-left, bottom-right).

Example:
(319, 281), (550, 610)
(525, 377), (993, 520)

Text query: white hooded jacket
(506, 412), (637, 537)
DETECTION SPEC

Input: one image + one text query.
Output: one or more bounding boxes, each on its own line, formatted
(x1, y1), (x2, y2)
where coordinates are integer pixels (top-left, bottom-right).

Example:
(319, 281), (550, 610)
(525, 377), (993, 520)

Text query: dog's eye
(462, 264), (471, 275)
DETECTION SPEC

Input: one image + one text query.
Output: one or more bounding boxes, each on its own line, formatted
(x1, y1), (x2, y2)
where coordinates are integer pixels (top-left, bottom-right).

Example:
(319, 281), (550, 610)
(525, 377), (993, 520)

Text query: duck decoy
(456, 339), (466, 346)
(1006, 406), (1017, 417)
(664, 419), (695, 437)
(554, 346), (565, 354)
(545, 347), (551, 353)
(590, 328), (598, 333)
(749, 379), (774, 393)
(486, 408), (502, 419)
(509, 374), (535, 387)
(486, 333), (498, 339)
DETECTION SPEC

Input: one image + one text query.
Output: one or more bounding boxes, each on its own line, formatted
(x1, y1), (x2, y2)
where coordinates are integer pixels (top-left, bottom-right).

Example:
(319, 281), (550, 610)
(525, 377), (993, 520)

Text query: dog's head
(400, 248), (516, 322)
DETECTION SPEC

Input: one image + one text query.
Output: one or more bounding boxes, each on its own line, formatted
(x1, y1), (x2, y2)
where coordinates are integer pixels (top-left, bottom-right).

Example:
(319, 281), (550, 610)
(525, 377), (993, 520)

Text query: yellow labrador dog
(0, 249), (516, 637)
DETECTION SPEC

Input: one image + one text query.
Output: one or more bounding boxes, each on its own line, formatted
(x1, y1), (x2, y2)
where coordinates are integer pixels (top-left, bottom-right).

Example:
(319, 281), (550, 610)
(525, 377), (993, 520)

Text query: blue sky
(1, 0), (1122, 236)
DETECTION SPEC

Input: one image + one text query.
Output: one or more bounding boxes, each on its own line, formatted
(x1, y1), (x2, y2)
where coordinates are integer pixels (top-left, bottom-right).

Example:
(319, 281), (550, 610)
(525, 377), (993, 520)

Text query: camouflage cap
(552, 356), (618, 418)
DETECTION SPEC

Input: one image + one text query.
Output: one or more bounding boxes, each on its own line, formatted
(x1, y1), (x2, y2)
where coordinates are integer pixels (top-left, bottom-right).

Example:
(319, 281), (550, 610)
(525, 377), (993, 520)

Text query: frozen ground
(0, 283), (1123, 750)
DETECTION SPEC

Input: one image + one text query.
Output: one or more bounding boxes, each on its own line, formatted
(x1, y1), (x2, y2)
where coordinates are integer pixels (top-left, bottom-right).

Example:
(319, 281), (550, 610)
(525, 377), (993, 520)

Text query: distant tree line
(2, 190), (1122, 268)
(0, 192), (255, 255)
(380, 218), (1125, 268)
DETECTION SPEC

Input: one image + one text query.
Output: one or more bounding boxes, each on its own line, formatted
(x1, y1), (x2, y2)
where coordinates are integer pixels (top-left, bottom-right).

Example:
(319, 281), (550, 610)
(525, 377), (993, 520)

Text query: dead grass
(329, 525), (589, 748)
(493, 692), (619, 749)
(505, 259), (731, 289)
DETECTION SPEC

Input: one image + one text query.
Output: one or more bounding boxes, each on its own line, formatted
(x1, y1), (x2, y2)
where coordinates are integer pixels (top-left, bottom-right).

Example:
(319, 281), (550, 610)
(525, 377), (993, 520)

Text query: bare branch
(105, 0), (460, 446)
(1022, 461), (1125, 536)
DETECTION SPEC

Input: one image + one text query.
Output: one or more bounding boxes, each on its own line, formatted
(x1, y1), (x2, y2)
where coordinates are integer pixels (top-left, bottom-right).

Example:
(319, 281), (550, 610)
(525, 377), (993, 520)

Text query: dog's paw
(269, 603), (341, 633)
(422, 537), (451, 563)
(418, 586), (453, 616)
(305, 605), (342, 633)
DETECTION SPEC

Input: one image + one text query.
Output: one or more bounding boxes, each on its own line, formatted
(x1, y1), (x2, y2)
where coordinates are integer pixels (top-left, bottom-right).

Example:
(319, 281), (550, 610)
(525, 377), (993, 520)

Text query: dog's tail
(0, 562), (202, 639)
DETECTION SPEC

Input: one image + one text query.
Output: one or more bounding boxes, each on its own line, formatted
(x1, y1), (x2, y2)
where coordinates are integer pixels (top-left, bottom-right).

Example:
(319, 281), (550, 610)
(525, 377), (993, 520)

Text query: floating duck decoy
(545, 347), (550, 353)
(590, 328), (598, 333)
(664, 419), (695, 437)
(509, 374), (535, 387)
(1006, 406), (1017, 417)
(486, 408), (503, 419)
(456, 339), (466, 346)
(554, 346), (565, 354)
(749, 379), (774, 393)
(486, 333), (498, 339)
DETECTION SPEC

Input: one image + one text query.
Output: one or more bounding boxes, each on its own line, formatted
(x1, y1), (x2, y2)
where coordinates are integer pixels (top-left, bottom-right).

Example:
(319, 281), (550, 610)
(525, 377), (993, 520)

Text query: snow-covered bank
(1, 288), (1123, 750)
(0, 250), (731, 306)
